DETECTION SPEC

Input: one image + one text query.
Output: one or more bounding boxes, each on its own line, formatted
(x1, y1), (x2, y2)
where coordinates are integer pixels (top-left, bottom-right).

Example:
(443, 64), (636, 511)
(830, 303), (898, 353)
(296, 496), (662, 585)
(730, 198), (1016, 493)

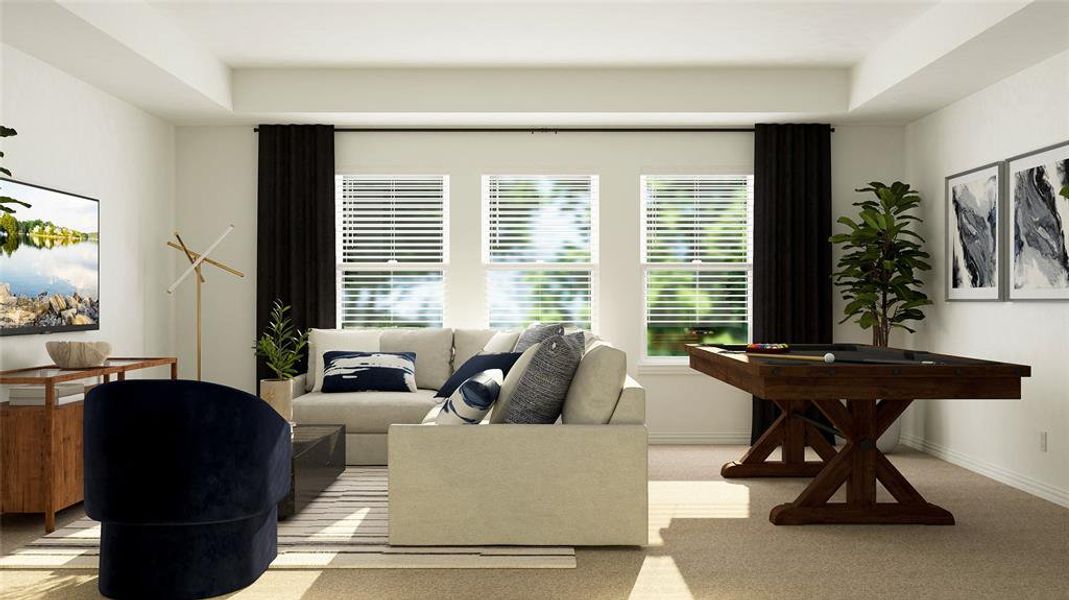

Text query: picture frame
(1007, 141), (1069, 301)
(946, 163), (1002, 301)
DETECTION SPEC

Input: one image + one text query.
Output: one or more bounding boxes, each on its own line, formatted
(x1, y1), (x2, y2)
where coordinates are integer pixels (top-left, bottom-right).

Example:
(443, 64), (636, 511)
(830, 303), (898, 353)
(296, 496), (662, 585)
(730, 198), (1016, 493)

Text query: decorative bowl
(46, 341), (112, 369)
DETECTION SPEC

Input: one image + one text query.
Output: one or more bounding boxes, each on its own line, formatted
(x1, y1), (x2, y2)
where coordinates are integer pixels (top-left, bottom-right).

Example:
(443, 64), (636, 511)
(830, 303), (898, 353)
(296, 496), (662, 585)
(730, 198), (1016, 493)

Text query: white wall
(0, 46), (175, 372)
(902, 50), (1069, 506)
(173, 125), (904, 440)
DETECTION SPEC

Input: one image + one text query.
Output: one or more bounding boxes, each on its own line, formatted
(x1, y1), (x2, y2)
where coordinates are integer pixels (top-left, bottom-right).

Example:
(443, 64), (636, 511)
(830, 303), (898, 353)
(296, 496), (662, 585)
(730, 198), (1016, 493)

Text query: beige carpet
(2, 445), (1067, 600)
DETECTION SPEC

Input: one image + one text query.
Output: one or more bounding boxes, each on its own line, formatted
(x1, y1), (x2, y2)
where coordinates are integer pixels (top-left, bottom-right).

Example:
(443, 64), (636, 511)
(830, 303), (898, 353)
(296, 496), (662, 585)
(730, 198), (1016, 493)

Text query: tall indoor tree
(830, 181), (932, 347)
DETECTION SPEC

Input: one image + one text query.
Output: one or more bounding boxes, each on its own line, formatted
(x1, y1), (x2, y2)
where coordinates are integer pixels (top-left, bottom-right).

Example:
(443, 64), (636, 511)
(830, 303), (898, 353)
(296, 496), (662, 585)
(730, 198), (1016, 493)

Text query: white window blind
(483, 175), (597, 330)
(641, 175), (753, 358)
(336, 175), (448, 327)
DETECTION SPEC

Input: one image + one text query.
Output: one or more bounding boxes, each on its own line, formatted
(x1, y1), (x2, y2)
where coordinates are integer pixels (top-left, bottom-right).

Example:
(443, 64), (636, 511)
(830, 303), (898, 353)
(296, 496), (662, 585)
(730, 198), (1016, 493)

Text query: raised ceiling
(3, 1), (1067, 126)
(150, 1), (936, 68)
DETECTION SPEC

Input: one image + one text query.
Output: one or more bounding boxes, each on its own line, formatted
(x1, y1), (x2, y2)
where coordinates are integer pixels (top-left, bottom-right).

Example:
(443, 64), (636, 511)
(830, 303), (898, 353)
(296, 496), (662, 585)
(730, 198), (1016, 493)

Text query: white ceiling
(151, 0), (936, 68)
(4, 1), (1066, 125)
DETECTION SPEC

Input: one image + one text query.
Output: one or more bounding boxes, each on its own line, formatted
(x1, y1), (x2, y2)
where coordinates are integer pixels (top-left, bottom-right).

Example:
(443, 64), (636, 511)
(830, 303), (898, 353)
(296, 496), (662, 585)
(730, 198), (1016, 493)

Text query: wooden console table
(0, 357), (177, 532)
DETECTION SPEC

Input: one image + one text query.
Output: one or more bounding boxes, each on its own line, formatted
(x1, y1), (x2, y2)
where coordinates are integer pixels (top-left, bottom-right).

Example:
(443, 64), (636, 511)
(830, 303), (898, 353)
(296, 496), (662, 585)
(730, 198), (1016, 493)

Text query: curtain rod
(252, 126), (835, 133)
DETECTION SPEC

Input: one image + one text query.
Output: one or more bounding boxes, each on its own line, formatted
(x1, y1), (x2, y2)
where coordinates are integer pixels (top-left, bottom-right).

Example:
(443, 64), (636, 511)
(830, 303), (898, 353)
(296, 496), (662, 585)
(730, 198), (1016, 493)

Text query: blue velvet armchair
(84, 380), (291, 600)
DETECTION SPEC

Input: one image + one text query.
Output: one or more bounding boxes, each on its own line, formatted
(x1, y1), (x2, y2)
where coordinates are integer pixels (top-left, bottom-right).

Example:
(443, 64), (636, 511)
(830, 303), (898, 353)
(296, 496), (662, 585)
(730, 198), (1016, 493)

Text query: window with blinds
(336, 175), (447, 328)
(483, 175), (597, 330)
(641, 175), (753, 358)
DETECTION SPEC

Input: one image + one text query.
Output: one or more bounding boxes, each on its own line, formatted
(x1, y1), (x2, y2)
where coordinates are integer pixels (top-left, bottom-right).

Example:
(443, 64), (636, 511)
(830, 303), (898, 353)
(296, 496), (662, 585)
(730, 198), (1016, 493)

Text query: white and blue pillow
(436, 369), (503, 425)
(322, 351), (417, 393)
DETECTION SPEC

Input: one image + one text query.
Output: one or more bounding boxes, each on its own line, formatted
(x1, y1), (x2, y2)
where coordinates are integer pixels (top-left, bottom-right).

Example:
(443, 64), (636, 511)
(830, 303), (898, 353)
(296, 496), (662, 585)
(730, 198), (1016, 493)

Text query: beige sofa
(388, 376), (647, 546)
(293, 326), (649, 546)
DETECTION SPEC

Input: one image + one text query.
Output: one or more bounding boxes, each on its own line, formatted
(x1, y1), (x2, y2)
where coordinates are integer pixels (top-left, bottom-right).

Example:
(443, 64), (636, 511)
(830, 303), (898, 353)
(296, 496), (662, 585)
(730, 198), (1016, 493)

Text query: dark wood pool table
(686, 343), (1031, 525)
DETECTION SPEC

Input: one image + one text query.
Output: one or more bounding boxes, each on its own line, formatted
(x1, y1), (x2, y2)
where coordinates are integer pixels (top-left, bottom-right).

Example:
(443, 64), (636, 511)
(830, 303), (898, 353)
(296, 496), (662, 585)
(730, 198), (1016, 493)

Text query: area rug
(0, 467), (575, 570)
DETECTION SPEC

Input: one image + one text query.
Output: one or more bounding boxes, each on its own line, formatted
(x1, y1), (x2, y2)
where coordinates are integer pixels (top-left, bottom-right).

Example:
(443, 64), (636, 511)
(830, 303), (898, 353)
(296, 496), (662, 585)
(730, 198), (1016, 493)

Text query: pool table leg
(721, 398), (834, 478)
(769, 398), (955, 525)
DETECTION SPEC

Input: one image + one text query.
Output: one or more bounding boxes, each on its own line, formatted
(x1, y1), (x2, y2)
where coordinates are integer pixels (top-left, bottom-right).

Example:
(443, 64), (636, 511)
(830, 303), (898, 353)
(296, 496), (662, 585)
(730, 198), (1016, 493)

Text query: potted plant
(255, 300), (308, 423)
(830, 181), (932, 451)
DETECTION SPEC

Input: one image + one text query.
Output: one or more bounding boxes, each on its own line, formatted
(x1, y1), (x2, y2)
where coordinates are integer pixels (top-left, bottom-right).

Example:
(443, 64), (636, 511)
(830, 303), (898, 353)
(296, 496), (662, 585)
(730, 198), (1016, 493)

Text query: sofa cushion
(322, 351), (417, 393)
(452, 329), (496, 370)
(294, 389), (440, 434)
(488, 343), (540, 423)
(561, 343), (627, 424)
(380, 328), (454, 390)
(437, 369), (503, 425)
(435, 352), (523, 398)
(513, 323), (565, 352)
(308, 328), (380, 392)
(482, 330), (521, 353)
(499, 333), (585, 424)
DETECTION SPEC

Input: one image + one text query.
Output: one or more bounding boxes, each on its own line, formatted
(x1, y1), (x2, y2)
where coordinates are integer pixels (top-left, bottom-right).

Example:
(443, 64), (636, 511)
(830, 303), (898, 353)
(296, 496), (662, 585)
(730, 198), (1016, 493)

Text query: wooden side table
(0, 357), (178, 532)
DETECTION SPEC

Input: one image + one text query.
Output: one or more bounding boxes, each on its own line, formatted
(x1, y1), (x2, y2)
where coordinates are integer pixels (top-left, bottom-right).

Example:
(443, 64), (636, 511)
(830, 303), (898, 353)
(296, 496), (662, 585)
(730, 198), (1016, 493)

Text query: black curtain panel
(256, 124), (336, 382)
(751, 123), (834, 443)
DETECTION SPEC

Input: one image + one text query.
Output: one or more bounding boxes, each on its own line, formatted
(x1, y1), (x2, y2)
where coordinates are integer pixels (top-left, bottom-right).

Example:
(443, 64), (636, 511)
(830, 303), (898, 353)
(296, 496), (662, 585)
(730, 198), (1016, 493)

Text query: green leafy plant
(254, 300), (308, 380)
(1061, 185), (1069, 200)
(0, 125), (31, 215)
(830, 181), (932, 347)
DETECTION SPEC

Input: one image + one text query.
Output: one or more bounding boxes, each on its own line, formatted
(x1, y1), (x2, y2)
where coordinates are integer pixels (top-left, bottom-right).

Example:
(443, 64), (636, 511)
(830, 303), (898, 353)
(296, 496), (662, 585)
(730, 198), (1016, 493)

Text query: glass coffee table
(278, 424), (346, 519)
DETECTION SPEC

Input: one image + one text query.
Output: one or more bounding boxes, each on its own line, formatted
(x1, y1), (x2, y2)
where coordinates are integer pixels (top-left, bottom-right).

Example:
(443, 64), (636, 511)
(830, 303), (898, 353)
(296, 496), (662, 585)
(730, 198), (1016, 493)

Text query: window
(336, 175), (448, 327)
(483, 175), (597, 330)
(642, 175), (753, 358)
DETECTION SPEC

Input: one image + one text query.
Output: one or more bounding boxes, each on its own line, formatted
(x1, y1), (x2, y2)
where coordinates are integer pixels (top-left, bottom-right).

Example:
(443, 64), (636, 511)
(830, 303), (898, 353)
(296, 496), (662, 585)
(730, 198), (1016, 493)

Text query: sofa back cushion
(308, 328), (381, 392)
(452, 329), (496, 370)
(561, 342), (627, 424)
(380, 328), (454, 390)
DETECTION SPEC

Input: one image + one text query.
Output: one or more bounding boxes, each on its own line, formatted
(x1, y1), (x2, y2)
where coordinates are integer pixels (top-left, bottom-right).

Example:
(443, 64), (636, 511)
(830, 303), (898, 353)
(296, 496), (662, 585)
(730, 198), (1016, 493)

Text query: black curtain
(751, 123), (834, 443)
(256, 124), (336, 382)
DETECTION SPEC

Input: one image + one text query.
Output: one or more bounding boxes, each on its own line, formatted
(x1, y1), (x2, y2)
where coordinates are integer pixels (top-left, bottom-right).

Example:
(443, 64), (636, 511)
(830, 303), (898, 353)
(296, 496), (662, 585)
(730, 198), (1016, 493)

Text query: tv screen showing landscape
(0, 178), (99, 336)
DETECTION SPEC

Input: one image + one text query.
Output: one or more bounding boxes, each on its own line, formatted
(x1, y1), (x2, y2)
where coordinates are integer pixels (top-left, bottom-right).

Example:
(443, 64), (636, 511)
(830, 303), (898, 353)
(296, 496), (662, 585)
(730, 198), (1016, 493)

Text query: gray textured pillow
(500, 332), (584, 424)
(489, 343), (540, 423)
(513, 323), (565, 352)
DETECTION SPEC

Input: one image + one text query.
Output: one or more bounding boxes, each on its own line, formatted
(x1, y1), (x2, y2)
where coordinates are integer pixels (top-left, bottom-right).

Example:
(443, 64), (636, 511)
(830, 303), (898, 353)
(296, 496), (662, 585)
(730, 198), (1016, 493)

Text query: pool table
(686, 343), (1031, 525)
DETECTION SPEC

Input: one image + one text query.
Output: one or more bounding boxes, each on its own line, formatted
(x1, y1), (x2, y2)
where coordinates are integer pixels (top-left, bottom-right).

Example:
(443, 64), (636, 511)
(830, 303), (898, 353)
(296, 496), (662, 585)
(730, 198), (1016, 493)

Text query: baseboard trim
(900, 433), (1069, 508)
(649, 432), (750, 445)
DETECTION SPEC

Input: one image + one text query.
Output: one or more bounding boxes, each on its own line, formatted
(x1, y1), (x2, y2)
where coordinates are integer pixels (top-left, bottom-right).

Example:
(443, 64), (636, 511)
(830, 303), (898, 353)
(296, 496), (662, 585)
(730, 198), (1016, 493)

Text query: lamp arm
(166, 225), (234, 294)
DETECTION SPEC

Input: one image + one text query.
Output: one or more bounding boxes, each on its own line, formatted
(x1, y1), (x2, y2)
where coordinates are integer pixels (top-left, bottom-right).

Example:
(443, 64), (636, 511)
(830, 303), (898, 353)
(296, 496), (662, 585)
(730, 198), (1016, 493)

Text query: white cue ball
(823, 353), (836, 364)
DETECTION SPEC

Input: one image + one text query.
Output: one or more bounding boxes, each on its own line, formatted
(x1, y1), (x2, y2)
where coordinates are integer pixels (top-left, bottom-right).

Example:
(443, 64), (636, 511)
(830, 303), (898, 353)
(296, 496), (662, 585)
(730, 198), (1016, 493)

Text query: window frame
(639, 174), (754, 365)
(481, 174), (600, 332)
(334, 174), (450, 329)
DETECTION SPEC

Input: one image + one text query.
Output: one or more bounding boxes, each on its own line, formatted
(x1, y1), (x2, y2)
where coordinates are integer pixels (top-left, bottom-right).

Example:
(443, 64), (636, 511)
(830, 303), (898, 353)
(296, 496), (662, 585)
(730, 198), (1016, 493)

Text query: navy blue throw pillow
(322, 351), (417, 393)
(435, 352), (523, 398)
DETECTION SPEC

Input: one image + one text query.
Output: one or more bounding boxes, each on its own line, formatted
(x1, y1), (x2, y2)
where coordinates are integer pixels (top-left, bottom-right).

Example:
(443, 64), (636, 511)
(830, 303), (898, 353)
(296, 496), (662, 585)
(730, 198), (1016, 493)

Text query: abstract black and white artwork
(946, 164), (1001, 300)
(1009, 142), (1069, 300)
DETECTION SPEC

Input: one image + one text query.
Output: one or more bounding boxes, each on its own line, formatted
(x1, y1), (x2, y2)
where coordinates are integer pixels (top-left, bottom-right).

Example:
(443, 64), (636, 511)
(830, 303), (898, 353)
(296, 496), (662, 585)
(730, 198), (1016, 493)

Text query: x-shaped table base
(768, 398), (954, 525)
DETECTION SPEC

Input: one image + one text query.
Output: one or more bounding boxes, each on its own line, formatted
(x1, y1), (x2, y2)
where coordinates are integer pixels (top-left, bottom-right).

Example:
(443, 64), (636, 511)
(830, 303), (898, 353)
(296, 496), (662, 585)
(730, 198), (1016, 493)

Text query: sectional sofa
(291, 326), (649, 546)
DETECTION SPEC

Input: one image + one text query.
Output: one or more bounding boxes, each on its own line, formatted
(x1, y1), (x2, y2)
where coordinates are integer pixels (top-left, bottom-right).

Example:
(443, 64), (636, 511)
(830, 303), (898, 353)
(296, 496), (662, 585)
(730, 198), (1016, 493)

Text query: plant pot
(877, 415), (902, 454)
(259, 378), (294, 423)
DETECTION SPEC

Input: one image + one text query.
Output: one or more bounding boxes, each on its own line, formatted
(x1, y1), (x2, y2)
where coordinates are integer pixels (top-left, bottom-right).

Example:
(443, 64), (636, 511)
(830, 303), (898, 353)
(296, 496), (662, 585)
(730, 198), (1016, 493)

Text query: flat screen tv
(0, 178), (99, 336)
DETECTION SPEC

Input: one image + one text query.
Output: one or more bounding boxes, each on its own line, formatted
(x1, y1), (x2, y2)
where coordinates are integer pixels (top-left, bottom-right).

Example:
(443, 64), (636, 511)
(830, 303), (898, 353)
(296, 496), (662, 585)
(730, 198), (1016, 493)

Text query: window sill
(636, 362), (698, 375)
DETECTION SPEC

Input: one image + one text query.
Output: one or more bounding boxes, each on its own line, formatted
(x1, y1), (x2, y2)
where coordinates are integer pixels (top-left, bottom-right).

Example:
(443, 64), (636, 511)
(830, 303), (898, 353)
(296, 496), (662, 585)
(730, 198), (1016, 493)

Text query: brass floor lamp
(166, 226), (244, 380)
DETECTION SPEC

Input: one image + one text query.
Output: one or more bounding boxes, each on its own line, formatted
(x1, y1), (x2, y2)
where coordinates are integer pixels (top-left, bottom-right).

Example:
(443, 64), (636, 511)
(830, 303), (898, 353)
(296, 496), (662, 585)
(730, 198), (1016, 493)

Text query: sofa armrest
(292, 373), (308, 399)
(609, 376), (645, 424)
(388, 423), (648, 546)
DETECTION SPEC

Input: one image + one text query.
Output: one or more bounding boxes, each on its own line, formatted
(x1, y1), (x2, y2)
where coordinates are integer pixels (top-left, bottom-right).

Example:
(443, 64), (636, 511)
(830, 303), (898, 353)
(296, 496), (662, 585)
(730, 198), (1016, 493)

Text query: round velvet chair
(84, 379), (291, 600)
